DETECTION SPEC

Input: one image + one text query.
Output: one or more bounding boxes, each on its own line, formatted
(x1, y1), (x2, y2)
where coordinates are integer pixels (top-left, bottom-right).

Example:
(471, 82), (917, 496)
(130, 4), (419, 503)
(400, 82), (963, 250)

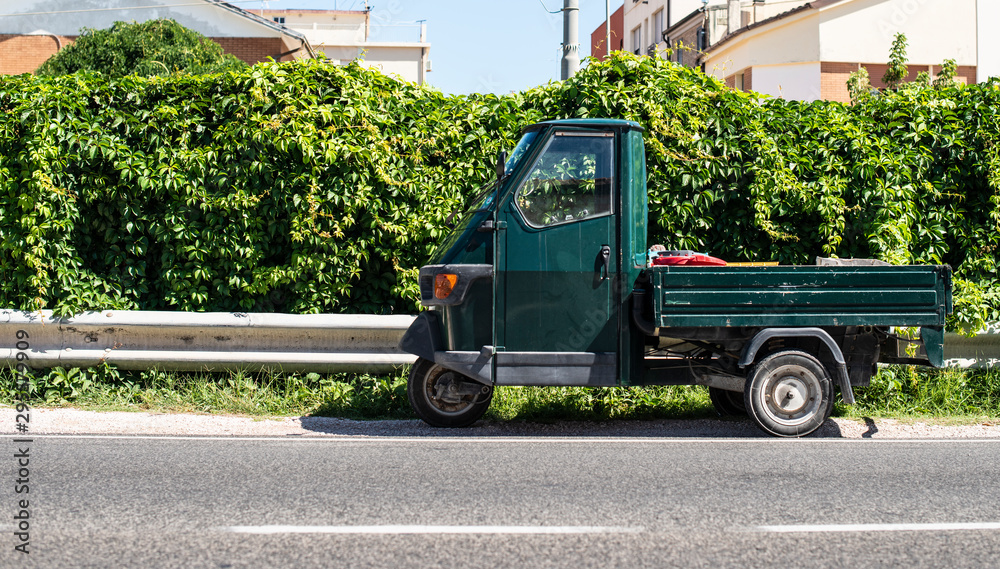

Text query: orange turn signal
(434, 274), (458, 299)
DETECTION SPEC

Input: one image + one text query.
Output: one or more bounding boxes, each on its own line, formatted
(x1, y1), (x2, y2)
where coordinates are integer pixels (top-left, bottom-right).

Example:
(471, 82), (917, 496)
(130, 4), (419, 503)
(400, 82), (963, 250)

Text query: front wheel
(744, 350), (833, 437)
(407, 358), (493, 428)
(709, 387), (747, 416)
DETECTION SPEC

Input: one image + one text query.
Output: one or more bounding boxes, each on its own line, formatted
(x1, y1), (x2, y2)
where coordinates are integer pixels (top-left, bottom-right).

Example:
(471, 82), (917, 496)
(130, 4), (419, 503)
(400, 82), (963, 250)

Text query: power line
(538, 0), (562, 15)
(0, 0), (278, 18)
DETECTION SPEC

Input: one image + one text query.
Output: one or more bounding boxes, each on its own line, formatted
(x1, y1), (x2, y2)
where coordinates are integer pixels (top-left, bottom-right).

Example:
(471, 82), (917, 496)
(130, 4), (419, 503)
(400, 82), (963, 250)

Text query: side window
(515, 133), (614, 228)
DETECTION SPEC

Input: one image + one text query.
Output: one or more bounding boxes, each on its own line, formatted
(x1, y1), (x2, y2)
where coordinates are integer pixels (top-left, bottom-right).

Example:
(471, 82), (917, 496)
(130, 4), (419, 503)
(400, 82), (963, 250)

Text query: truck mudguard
(398, 311), (493, 385)
(739, 327), (855, 405)
(398, 311), (444, 362)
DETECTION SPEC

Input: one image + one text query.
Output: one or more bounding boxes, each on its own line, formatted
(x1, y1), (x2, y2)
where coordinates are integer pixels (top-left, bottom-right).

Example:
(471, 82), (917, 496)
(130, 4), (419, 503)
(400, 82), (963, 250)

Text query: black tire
(407, 358), (493, 428)
(709, 387), (747, 416)
(744, 350), (833, 437)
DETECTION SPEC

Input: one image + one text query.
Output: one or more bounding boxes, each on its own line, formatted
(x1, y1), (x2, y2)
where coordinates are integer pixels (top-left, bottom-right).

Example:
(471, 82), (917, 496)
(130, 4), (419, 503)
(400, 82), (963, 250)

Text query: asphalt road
(4, 435), (1000, 568)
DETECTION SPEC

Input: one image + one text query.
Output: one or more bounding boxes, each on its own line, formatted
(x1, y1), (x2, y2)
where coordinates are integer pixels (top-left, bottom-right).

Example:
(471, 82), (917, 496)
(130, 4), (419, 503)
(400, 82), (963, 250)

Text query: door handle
(600, 245), (611, 281)
(477, 220), (506, 232)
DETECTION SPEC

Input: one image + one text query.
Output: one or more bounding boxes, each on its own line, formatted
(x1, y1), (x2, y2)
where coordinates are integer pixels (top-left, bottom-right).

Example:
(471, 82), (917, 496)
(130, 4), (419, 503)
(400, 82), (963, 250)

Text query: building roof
(206, 0), (315, 57)
(259, 9), (370, 15)
(702, 0), (847, 55)
(663, 5), (707, 38)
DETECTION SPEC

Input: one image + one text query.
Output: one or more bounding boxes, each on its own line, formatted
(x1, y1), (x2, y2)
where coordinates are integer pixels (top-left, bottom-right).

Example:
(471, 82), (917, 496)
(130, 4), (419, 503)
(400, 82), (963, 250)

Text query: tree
(846, 34), (963, 103)
(847, 66), (871, 104)
(934, 58), (958, 88)
(881, 33), (909, 90)
(36, 19), (246, 78)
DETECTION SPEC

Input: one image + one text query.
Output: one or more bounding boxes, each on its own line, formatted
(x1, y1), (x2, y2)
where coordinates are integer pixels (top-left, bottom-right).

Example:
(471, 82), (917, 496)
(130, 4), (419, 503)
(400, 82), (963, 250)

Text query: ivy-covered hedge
(0, 54), (997, 331)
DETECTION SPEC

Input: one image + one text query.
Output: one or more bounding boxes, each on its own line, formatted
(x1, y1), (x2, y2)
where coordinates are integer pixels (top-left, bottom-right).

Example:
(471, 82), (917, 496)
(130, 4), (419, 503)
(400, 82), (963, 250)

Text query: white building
(623, 0), (705, 55)
(617, 0), (996, 102)
(260, 9), (431, 85)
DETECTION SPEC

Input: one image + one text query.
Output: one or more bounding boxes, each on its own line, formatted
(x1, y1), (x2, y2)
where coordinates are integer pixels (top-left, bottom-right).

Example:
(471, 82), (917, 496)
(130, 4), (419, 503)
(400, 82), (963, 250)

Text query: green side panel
(652, 265), (951, 328)
(441, 278), (494, 352)
(656, 269), (940, 288)
(661, 290), (938, 308)
(626, 129), (648, 273)
(430, 210), (495, 353)
(619, 129), (648, 386)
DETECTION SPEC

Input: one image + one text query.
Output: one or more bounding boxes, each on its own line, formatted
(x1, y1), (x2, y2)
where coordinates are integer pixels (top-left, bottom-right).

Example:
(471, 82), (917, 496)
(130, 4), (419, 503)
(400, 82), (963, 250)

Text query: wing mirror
(496, 150), (507, 181)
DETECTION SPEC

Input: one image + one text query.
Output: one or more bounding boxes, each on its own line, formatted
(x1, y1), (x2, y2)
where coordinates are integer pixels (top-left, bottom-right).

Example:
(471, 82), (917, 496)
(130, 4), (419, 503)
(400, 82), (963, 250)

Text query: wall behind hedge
(0, 54), (997, 331)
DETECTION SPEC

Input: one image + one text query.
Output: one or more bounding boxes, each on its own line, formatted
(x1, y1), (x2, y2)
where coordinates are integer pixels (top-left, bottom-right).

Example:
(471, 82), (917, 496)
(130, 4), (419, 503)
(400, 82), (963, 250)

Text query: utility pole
(605, 0), (611, 59)
(561, 0), (579, 80)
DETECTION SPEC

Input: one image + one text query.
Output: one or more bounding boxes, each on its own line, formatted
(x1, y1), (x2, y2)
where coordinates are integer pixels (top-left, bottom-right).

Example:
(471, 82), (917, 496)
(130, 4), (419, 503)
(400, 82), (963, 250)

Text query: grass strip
(1, 365), (998, 424)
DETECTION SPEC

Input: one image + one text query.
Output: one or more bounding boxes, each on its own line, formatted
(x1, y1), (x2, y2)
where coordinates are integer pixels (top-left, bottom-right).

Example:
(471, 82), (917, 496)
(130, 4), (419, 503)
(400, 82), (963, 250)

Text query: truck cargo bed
(651, 265), (952, 329)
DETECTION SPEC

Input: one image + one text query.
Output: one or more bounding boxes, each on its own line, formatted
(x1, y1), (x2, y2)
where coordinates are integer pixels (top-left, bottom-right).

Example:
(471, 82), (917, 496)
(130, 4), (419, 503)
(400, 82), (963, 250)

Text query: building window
(652, 10), (664, 44)
(735, 72), (745, 91)
(676, 48), (683, 66)
(273, 17), (285, 24)
(631, 26), (642, 55)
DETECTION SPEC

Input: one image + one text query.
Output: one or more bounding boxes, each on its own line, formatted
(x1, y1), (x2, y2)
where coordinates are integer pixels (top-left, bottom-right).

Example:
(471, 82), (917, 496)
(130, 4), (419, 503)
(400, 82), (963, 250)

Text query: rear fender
(740, 328), (855, 405)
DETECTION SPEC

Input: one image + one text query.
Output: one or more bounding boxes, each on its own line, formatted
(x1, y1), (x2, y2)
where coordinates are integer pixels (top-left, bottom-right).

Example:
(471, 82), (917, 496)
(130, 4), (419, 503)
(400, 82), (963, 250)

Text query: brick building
(0, 31), (74, 75)
(0, 0), (313, 75)
(590, 4), (624, 61)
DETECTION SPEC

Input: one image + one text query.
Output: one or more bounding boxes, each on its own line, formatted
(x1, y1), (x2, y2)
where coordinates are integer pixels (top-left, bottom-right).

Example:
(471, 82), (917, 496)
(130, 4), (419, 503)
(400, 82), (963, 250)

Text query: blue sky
(251, 0), (614, 95)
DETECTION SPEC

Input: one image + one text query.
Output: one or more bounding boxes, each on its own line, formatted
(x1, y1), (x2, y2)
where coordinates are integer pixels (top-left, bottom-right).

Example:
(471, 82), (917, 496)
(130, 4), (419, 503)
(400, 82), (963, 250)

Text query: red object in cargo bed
(652, 251), (727, 266)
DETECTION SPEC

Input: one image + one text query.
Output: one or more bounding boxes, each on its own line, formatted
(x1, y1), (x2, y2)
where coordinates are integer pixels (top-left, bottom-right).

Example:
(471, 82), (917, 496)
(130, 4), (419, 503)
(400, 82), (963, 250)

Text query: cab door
(494, 129), (619, 386)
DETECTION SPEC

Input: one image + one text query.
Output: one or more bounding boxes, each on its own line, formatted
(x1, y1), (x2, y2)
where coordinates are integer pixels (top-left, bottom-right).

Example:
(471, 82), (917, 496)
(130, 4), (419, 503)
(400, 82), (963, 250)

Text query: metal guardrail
(0, 310), (417, 374)
(944, 331), (1000, 369)
(0, 309), (996, 374)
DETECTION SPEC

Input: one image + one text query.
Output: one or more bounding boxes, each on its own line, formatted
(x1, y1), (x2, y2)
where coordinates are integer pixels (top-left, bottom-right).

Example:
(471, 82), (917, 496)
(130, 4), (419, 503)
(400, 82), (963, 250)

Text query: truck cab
(400, 119), (952, 437)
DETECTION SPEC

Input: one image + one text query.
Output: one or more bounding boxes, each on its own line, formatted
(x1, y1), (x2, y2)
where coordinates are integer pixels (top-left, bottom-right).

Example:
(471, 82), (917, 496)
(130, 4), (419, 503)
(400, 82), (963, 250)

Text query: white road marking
(4, 434), (1000, 443)
(221, 525), (644, 535)
(759, 522), (1000, 533)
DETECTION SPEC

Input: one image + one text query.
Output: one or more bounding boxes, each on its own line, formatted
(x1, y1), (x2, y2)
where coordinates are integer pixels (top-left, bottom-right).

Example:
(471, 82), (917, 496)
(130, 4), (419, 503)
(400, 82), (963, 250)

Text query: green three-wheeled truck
(399, 119), (953, 437)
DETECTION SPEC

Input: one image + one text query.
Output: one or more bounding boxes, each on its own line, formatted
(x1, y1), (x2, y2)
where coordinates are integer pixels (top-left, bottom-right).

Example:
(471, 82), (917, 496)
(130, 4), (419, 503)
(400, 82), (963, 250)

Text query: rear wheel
(407, 358), (493, 428)
(744, 350), (833, 437)
(709, 387), (746, 416)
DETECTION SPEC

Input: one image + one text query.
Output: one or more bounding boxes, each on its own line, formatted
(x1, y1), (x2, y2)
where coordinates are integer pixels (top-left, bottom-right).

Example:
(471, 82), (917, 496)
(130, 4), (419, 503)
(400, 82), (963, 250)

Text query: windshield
(462, 130), (538, 213)
(427, 129), (543, 264)
(457, 130), (542, 218)
(505, 130), (540, 175)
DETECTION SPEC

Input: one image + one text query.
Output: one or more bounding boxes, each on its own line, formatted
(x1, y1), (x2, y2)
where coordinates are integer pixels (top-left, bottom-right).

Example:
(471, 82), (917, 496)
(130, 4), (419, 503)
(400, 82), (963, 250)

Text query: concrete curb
(3, 408), (998, 439)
